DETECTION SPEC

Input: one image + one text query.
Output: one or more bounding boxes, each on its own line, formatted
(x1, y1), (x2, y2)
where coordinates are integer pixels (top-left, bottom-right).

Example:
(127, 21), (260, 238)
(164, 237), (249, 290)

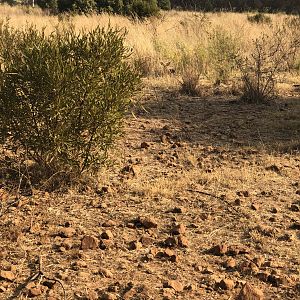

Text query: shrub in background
(237, 28), (300, 103)
(0, 21), (140, 175)
(207, 27), (240, 85)
(247, 13), (271, 24)
(157, 0), (170, 10)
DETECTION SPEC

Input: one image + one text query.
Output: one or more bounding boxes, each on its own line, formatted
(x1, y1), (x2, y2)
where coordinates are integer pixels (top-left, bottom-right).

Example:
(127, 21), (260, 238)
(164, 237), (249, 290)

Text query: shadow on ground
(134, 89), (300, 153)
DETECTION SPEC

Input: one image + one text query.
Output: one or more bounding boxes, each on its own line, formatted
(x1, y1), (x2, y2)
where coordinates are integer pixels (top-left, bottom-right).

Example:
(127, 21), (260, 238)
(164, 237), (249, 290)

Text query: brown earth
(0, 85), (300, 300)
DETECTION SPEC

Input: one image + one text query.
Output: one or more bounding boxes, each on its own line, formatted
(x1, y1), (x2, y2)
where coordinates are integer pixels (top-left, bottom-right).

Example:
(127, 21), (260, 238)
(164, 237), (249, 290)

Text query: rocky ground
(0, 84), (300, 300)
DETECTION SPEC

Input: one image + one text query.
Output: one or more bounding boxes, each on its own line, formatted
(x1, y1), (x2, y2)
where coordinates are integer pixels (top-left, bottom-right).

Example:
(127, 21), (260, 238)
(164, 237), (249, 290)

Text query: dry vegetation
(0, 4), (300, 300)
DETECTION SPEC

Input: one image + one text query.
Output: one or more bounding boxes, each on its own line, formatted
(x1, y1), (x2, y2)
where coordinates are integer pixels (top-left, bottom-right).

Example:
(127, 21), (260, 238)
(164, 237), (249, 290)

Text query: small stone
(203, 266), (214, 274)
(290, 204), (300, 212)
(98, 268), (113, 278)
(218, 279), (235, 290)
(141, 142), (150, 149)
(224, 258), (236, 269)
(81, 235), (99, 250)
(60, 227), (76, 238)
(28, 285), (42, 297)
(129, 241), (143, 250)
(172, 224), (186, 235)
(253, 256), (264, 267)
(178, 236), (189, 248)
(138, 217), (158, 229)
(140, 235), (155, 246)
(162, 289), (174, 300)
(0, 286), (6, 292)
(251, 203), (259, 211)
(99, 239), (113, 250)
(102, 220), (117, 227)
(164, 248), (175, 257)
(290, 222), (300, 230)
(101, 292), (117, 300)
(0, 270), (15, 281)
(123, 288), (135, 299)
(165, 280), (184, 292)
(237, 283), (264, 300)
(234, 199), (242, 206)
(271, 207), (279, 213)
(209, 244), (228, 256)
(62, 239), (73, 250)
(171, 207), (185, 213)
(101, 230), (114, 240)
(164, 237), (178, 248)
(257, 271), (270, 282)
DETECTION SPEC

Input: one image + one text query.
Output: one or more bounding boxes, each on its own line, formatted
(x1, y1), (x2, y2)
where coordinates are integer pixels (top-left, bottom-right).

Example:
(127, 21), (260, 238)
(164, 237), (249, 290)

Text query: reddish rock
(251, 203), (259, 211)
(209, 244), (228, 256)
(164, 237), (178, 248)
(141, 142), (150, 149)
(139, 217), (158, 229)
(237, 283), (264, 300)
(60, 227), (76, 238)
(98, 268), (113, 278)
(172, 224), (186, 235)
(178, 236), (189, 248)
(0, 270), (15, 281)
(165, 280), (184, 292)
(224, 258), (236, 269)
(101, 293), (117, 300)
(81, 235), (99, 250)
(218, 279), (235, 290)
(28, 285), (42, 297)
(99, 239), (113, 250)
(129, 241), (143, 250)
(140, 235), (155, 246)
(102, 220), (117, 227)
(101, 230), (114, 240)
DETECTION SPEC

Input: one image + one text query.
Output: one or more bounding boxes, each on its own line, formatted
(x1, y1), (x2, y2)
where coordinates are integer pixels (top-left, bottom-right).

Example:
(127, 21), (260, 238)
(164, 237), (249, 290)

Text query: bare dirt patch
(0, 88), (299, 299)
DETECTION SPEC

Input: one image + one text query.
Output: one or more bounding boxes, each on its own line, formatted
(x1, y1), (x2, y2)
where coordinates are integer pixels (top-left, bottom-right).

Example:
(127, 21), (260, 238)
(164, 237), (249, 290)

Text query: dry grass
(0, 5), (299, 300)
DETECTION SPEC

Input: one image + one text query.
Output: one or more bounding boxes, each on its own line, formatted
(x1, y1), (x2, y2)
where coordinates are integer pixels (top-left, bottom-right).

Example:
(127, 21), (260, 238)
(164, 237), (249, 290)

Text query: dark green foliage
(0, 21), (140, 174)
(72, 0), (97, 13)
(158, 0), (170, 10)
(247, 13), (271, 24)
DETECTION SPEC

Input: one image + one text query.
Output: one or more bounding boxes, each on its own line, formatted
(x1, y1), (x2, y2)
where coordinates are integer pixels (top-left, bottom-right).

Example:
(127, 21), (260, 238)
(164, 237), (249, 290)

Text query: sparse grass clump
(0, 21), (140, 176)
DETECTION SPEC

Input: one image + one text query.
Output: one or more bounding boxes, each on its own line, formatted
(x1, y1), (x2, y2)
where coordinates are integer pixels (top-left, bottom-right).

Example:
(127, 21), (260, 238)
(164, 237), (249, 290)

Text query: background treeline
(171, 0), (300, 14)
(1, 0), (299, 16)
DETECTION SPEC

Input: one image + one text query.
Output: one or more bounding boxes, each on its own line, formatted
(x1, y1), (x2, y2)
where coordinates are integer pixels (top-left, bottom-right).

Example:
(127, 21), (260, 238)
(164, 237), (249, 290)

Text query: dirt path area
(0, 89), (300, 299)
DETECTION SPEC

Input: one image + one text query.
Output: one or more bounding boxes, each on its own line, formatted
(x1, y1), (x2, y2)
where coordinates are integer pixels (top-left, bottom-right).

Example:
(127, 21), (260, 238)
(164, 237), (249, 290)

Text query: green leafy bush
(0, 22), (140, 174)
(207, 27), (240, 84)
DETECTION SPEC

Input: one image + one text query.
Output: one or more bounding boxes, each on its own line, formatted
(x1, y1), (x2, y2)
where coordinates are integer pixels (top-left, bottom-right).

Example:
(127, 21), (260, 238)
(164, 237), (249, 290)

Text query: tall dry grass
(0, 4), (299, 85)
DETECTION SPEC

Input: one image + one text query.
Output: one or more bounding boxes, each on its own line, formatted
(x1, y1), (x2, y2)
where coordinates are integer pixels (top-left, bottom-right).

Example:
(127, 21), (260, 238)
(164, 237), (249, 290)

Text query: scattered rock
(218, 279), (235, 290)
(81, 235), (99, 250)
(253, 256), (264, 267)
(102, 220), (117, 227)
(251, 203), (259, 211)
(270, 206), (279, 213)
(141, 142), (150, 149)
(62, 238), (73, 250)
(101, 230), (114, 240)
(98, 268), (113, 278)
(28, 285), (43, 297)
(0, 270), (15, 281)
(129, 241), (143, 250)
(140, 235), (155, 246)
(290, 204), (300, 212)
(290, 222), (300, 230)
(203, 266), (214, 274)
(138, 217), (158, 229)
(209, 244), (228, 256)
(170, 207), (185, 214)
(224, 258), (236, 269)
(265, 165), (280, 174)
(99, 239), (113, 250)
(178, 235), (189, 248)
(237, 283), (264, 300)
(164, 237), (178, 248)
(101, 292), (117, 300)
(59, 227), (76, 238)
(164, 280), (184, 292)
(171, 224), (186, 235)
